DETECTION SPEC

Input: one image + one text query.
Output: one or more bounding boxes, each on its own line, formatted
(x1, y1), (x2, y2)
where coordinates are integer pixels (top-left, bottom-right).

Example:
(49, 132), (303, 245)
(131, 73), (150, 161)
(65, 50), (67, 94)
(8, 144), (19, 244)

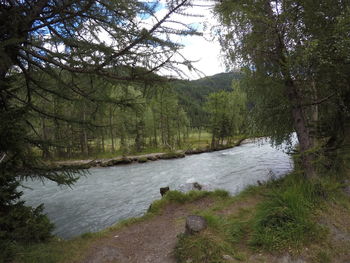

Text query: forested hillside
(173, 72), (242, 128)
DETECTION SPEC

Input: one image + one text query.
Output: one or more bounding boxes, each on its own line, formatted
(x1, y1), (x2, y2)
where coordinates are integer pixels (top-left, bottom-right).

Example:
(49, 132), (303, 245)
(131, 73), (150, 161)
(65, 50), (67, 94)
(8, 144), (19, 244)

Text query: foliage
(204, 82), (247, 147)
(0, 0), (203, 259)
(0, 170), (54, 262)
(214, 0), (350, 177)
(175, 232), (235, 263)
(173, 72), (242, 128)
(250, 173), (342, 251)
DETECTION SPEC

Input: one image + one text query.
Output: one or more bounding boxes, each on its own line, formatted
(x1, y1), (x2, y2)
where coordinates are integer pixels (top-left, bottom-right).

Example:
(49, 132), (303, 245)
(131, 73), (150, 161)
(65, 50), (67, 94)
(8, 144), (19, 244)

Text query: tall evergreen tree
(0, 0), (198, 255)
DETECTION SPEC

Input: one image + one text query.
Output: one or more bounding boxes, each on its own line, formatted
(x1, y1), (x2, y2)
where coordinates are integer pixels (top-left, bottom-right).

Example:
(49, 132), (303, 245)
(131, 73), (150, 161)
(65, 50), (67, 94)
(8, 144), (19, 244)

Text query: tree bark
(286, 79), (316, 178)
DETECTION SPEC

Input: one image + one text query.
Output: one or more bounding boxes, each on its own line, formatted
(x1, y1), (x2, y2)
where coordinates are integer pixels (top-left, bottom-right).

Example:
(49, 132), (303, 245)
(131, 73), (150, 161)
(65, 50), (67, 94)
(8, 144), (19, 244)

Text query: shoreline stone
(52, 138), (250, 170)
(185, 215), (207, 235)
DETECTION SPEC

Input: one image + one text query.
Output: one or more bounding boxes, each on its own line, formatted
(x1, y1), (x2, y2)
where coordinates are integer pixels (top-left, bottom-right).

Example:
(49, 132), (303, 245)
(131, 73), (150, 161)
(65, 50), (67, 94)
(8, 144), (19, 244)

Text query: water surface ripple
(21, 139), (293, 239)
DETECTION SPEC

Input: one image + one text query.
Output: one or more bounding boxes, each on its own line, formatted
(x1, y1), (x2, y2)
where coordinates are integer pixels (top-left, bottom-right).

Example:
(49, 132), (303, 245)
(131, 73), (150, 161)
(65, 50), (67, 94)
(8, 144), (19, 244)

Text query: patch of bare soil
(79, 198), (214, 263)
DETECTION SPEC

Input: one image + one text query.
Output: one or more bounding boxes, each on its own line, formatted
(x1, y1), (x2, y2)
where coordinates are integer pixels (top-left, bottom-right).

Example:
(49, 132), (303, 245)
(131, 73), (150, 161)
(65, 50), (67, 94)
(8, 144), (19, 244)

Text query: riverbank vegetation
(10, 162), (350, 262)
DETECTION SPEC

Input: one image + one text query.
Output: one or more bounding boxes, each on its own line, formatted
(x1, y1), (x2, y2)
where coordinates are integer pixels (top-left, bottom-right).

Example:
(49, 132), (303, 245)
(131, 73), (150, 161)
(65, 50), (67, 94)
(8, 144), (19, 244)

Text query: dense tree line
(28, 75), (192, 158)
(22, 71), (245, 159)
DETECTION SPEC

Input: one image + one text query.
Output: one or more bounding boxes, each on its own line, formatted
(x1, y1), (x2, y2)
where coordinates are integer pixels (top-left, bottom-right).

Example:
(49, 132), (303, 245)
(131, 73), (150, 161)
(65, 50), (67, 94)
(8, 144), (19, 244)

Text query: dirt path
(79, 198), (214, 263)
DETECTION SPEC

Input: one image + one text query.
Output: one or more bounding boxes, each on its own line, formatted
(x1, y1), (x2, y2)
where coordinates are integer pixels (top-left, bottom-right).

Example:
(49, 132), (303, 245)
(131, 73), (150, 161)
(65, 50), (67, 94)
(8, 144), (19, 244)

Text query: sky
(144, 1), (226, 79)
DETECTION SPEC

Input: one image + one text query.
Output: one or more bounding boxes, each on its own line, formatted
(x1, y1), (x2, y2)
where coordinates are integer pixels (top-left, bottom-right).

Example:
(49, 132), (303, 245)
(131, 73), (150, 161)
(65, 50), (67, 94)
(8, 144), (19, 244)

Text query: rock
(100, 160), (114, 167)
(160, 152), (185, 159)
(185, 148), (206, 155)
(160, 186), (170, 196)
(117, 157), (132, 164)
(178, 182), (211, 192)
(147, 155), (158, 161)
(185, 215), (207, 235)
(193, 182), (202, 190)
(137, 157), (148, 163)
(222, 254), (235, 261)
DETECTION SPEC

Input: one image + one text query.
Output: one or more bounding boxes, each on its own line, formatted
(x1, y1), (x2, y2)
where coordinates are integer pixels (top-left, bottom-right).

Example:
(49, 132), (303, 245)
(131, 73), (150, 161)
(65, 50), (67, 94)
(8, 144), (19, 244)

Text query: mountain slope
(172, 72), (242, 127)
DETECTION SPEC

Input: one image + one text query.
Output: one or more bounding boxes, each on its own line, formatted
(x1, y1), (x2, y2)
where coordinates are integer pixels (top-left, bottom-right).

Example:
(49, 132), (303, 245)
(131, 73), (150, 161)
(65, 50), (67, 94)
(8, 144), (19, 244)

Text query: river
(21, 139), (294, 239)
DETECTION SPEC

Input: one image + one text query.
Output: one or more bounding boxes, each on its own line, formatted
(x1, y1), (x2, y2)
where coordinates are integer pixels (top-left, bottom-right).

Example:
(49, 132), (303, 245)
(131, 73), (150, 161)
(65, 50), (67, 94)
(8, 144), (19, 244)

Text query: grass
(148, 189), (229, 214)
(174, 171), (349, 263)
(175, 232), (237, 263)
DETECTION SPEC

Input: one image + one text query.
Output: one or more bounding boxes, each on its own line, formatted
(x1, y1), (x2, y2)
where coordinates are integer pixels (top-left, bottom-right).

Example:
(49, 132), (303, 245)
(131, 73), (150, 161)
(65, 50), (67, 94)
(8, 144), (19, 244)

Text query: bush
(0, 171), (54, 262)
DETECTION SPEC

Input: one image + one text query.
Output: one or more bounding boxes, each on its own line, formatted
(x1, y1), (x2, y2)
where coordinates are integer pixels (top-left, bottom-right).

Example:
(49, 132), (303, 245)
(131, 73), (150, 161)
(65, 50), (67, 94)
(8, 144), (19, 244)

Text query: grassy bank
(10, 190), (229, 263)
(51, 132), (214, 161)
(175, 171), (350, 262)
(52, 133), (248, 162)
(10, 163), (350, 262)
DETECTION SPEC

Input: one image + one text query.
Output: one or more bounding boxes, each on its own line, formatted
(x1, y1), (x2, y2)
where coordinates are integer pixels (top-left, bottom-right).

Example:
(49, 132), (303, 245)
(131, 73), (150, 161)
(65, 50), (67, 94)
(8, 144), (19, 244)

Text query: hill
(172, 72), (242, 127)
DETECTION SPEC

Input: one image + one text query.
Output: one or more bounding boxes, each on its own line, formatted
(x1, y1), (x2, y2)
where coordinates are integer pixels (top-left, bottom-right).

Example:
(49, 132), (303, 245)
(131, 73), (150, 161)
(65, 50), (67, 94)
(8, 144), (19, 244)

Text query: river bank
(53, 138), (247, 169)
(23, 138), (292, 239)
(14, 170), (350, 263)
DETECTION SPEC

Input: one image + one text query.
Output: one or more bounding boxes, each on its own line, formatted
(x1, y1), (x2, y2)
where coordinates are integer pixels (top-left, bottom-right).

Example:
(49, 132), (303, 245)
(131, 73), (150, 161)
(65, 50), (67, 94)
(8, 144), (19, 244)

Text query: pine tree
(0, 0), (199, 257)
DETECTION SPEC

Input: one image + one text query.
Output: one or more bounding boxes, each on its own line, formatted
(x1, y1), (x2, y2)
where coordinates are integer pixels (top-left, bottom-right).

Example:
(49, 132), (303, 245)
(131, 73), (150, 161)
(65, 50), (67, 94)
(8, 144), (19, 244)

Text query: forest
(1, 0), (350, 262)
(22, 71), (244, 160)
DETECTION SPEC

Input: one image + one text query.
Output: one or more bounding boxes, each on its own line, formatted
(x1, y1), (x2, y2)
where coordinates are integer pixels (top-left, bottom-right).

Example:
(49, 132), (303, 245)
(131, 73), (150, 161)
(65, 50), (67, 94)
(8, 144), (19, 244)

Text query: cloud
(98, 0), (225, 79)
(154, 1), (225, 79)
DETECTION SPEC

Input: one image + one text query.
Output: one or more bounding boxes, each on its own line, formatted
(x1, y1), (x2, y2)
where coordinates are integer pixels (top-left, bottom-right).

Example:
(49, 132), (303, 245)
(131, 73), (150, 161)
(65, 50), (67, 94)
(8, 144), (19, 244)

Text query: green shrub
(0, 170), (54, 262)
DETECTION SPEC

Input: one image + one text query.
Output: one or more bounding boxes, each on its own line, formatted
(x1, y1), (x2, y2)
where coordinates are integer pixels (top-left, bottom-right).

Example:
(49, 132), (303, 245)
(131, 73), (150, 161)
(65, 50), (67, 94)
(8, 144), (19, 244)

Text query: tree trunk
(41, 117), (50, 159)
(286, 79), (316, 178)
(101, 130), (105, 153)
(109, 106), (115, 153)
(152, 110), (158, 147)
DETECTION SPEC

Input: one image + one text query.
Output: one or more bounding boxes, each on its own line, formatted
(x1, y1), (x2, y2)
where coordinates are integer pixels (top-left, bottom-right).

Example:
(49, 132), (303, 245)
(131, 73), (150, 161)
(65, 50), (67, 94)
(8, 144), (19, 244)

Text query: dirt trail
(79, 198), (214, 263)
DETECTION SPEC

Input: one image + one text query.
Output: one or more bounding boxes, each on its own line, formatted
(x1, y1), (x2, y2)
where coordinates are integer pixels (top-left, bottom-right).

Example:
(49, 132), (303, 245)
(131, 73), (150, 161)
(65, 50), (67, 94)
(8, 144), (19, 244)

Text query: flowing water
(21, 139), (294, 239)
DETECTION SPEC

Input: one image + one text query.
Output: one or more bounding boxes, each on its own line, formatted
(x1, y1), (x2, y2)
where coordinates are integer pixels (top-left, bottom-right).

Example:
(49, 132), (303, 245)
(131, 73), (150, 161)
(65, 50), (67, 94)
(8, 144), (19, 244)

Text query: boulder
(185, 148), (206, 155)
(193, 182), (202, 190)
(178, 182), (211, 192)
(116, 157), (132, 165)
(100, 160), (114, 167)
(147, 155), (158, 161)
(137, 157), (148, 163)
(160, 186), (170, 196)
(185, 215), (207, 235)
(160, 152), (185, 159)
